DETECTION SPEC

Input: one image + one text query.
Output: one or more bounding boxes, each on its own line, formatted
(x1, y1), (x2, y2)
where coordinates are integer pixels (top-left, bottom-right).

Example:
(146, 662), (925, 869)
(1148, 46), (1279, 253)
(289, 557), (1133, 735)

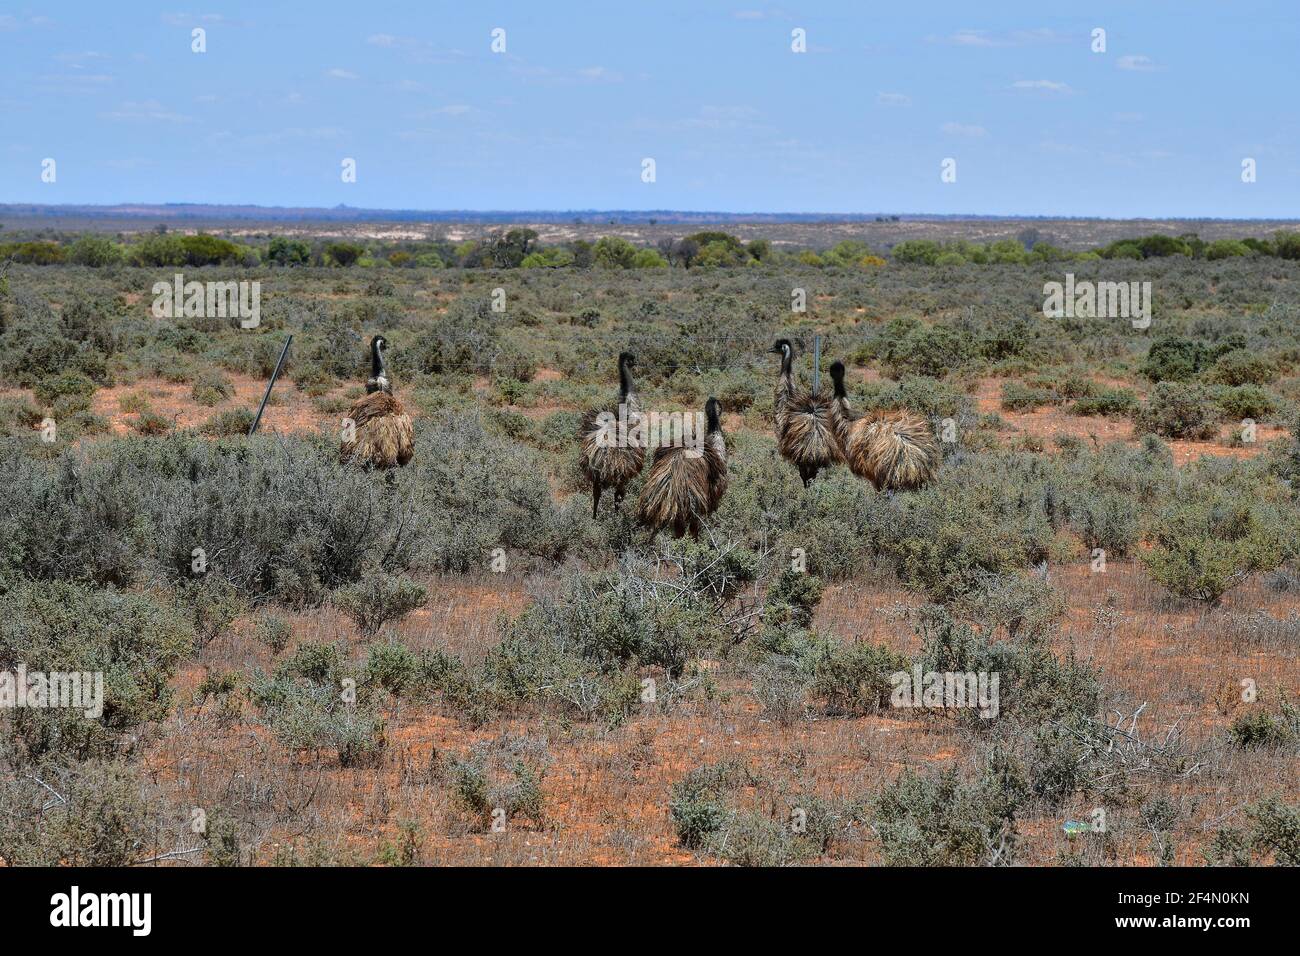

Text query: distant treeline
(3, 226), (1299, 269)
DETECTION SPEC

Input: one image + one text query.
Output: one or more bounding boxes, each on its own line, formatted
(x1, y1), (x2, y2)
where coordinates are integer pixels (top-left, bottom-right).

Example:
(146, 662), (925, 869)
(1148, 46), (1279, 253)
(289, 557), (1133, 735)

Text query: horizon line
(4, 202), (1300, 224)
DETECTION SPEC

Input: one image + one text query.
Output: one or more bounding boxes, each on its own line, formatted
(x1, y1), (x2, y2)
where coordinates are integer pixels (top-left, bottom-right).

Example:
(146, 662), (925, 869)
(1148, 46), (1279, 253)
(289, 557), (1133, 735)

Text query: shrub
(670, 762), (750, 848)
(132, 410), (173, 435)
(883, 324), (975, 379)
(191, 368), (234, 406)
(1134, 382), (1218, 439)
(200, 408), (255, 436)
(873, 753), (1026, 866)
(248, 664), (387, 767)
(325, 242), (366, 267)
(335, 573), (427, 636)
(405, 299), (499, 375)
(1072, 388), (1138, 417)
(1212, 384), (1277, 422)
(956, 573), (1065, 640)
(1141, 489), (1292, 604)
(1229, 701), (1299, 749)
(872, 465), (1051, 604)
(33, 371), (97, 408)
(1000, 381), (1061, 411)
(803, 636), (908, 715)
(0, 761), (173, 865)
(255, 614), (292, 653)
(363, 639), (420, 695)
(1206, 350), (1276, 386)
(68, 236), (124, 267)
(1141, 338), (1209, 383)
(447, 735), (550, 830)
(0, 582), (193, 762)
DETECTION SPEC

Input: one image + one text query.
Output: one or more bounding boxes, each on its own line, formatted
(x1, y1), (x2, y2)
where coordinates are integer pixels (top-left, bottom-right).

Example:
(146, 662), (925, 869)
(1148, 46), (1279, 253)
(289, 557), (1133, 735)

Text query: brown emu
(637, 397), (728, 540)
(828, 361), (938, 491)
(340, 335), (415, 470)
(578, 351), (646, 518)
(769, 338), (842, 486)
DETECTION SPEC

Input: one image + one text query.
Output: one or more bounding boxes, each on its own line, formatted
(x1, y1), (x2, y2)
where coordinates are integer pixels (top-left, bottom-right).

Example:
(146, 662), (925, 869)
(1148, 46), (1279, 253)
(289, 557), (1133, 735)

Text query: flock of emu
(339, 334), (940, 540)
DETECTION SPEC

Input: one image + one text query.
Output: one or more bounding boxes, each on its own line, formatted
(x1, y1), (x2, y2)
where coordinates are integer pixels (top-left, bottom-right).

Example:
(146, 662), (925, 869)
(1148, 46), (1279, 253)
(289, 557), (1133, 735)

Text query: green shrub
(1141, 338), (1209, 383)
(364, 639), (420, 695)
(670, 762), (751, 848)
(803, 636), (908, 715)
(1141, 489), (1292, 604)
(191, 368), (234, 406)
(200, 408), (255, 436)
(1000, 381), (1061, 411)
(1229, 701), (1299, 749)
(1212, 384), (1277, 422)
(874, 752), (1026, 866)
(448, 735), (550, 830)
(1135, 382), (1218, 439)
(1206, 350), (1276, 386)
(33, 371), (98, 408)
(872, 461), (1051, 604)
(335, 573), (427, 636)
(0, 582), (193, 762)
(248, 661), (387, 767)
(1072, 388), (1138, 417)
(883, 324), (975, 379)
(0, 761), (173, 865)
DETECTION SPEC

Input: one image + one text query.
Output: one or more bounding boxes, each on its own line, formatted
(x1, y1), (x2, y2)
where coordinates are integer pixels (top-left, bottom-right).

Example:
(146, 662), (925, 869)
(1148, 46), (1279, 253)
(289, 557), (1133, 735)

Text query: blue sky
(2, 1), (1298, 216)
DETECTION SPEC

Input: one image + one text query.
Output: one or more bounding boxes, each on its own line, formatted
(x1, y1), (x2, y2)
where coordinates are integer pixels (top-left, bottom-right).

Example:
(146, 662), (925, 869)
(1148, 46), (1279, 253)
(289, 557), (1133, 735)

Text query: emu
(637, 397), (727, 540)
(828, 361), (938, 491)
(578, 351), (646, 518)
(340, 334), (415, 470)
(769, 338), (842, 486)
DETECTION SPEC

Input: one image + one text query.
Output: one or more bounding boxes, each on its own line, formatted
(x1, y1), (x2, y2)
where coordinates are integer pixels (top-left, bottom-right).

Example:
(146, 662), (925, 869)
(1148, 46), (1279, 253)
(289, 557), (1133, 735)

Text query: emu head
(768, 338), (793, 358)
(829, 360), (847, 397)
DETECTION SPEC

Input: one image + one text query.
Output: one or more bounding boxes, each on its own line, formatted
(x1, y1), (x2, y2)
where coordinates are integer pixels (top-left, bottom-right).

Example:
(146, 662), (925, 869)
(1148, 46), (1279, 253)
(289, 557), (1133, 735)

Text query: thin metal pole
(813, 334), (821, 392)
(249, 334), (293, 436)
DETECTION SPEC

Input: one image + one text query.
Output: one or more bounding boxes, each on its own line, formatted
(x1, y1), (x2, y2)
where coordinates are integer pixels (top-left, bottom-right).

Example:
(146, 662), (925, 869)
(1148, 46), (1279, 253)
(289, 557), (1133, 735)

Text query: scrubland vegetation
(0, 226), (1297, 866)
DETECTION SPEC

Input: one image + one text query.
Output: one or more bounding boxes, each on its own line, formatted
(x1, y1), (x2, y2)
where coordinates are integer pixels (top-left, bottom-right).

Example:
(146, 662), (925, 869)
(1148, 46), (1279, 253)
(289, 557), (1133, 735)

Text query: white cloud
(1011, 79), (1072, 93)
(942, 122), (987, 138)
(876, 92), (912, 107)
(100, 100), (193, 123)
(577, 66), (623, 82)
(933, 27), (1070, 48)
(1117, 54), (1159, 72)
(326, 68), (359, 80)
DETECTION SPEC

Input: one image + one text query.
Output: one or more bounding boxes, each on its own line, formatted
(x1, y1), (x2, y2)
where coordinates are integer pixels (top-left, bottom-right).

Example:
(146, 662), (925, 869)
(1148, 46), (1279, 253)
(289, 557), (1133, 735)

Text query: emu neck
(829, 377), (856, 443)
(778, 351), (794, 394)
(619, 361), (639, 411)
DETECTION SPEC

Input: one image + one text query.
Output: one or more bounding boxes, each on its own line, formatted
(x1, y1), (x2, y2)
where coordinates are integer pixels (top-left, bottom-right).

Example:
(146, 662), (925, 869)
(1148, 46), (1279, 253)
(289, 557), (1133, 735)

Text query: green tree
(593, 236), (637, 269)
(68, 236), (124, 267)
(325, 242), (366, 267)
(267, 236), (312, 266)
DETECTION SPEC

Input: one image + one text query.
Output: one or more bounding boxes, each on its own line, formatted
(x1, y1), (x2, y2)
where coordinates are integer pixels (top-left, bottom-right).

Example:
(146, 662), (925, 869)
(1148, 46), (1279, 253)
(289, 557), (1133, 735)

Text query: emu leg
(799, 464), (816, 487)
(592, 483), (602, 519)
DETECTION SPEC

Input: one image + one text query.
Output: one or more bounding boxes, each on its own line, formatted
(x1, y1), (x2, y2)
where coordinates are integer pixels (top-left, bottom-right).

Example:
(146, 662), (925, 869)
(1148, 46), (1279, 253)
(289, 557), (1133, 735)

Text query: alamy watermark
(1043, 273), (1151, 329)
(890, 665), (1000, 718)
(592, 404), (705, 457)
(0, 666), (104, 719)
(151, 273), (261, 328)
